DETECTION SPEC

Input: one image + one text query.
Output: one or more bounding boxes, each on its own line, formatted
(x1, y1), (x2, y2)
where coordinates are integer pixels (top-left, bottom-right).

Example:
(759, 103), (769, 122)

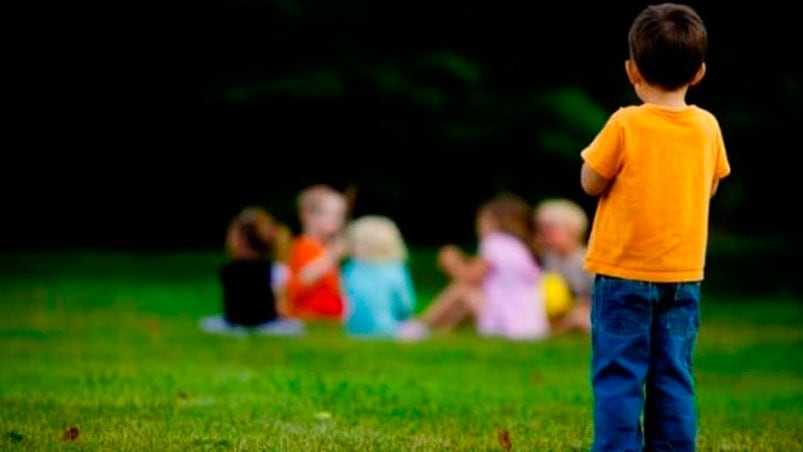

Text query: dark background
(5, 1), (801, 251)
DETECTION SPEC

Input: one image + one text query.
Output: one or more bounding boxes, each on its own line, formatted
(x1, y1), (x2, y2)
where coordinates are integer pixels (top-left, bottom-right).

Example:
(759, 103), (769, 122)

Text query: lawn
(0, 250), (801, 451)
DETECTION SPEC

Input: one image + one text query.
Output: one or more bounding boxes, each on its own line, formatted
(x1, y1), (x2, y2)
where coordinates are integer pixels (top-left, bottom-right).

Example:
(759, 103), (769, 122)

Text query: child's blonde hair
(347, 215), (408, 262)
(534, 198), (589, 242)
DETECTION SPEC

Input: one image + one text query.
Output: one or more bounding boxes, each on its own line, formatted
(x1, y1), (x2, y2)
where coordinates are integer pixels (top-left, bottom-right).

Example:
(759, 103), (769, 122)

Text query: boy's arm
(298, 238), (347, 285)
(581, 162), (611, 196)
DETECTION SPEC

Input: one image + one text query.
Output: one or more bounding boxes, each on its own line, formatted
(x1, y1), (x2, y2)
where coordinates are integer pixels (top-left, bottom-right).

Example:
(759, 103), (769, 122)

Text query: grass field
(0, 250), (801, 451)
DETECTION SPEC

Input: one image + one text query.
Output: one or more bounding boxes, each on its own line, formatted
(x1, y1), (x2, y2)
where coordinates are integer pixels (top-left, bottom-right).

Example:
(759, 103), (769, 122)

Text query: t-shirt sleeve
(580, 109), (625, 180)
(713, 121), (731, 180)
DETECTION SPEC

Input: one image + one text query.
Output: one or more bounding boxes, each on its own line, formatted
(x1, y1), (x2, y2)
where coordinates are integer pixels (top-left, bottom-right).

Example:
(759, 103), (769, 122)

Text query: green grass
(0, 250), (801, 451)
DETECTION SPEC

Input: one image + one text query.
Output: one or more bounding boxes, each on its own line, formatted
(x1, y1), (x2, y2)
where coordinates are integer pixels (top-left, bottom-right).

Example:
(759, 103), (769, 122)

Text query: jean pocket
(594, 276), (652, 337)
(663, 282), (701, 339)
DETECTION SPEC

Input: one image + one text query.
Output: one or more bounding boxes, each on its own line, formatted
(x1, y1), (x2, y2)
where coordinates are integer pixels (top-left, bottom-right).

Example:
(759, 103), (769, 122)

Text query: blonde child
(534, 198), (594, 334)
(341, 215), (416, 338)
(286, 184), (348, 321)
(200, 206), (304, 336)
(400, 193), (549, 341)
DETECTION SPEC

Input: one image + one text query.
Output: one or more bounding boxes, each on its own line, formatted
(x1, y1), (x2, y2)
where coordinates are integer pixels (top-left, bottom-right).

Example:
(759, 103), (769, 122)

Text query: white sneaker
(199, 315), (248, 337)
(396, 320), (430, 342)
(254, 318), (306, 337)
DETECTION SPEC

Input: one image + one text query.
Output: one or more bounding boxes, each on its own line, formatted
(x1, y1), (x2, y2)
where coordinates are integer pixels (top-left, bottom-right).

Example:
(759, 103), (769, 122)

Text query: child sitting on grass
(534, 198), (594, 334)
(399, 193), (549, 341)
(199, 207), (304, 336)
(285, 184), (348, 321)
(341, 215), (417, 339)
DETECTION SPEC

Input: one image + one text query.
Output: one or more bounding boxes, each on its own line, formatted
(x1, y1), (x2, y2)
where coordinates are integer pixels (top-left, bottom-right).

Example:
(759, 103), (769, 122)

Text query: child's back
(583, 105), (727, 282)
(220, 260), (277, 326)
(341, 215), (415, 338)
(342, 260), (415, 337)
(579, 4), (730, 450)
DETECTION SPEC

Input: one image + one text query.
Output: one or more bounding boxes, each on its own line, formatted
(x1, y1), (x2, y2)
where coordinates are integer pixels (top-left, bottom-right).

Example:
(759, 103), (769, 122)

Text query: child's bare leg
(462, 286), (483, 312)
(421, 282), (478, 330)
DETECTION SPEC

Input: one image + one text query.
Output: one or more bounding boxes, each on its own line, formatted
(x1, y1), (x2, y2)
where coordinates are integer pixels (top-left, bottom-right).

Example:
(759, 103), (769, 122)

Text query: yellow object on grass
(541, 271), (573, 319)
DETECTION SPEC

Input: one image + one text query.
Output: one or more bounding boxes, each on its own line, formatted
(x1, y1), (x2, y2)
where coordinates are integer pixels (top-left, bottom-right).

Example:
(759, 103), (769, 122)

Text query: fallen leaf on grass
(497, 429), (512, 450)
(62, 426), (79, 442)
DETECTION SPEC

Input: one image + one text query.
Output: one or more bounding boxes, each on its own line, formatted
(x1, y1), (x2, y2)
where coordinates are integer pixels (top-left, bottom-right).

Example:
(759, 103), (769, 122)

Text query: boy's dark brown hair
(628, 3), (707, 90)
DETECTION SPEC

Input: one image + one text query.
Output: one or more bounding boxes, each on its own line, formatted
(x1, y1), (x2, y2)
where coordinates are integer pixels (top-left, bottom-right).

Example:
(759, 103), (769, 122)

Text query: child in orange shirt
(580, 4), (730, 450)
(286, 184), (348, 321)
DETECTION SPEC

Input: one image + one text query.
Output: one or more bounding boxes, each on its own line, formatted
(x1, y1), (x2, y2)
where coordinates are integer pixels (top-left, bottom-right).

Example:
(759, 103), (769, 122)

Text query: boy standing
(580, 4), (730, 451)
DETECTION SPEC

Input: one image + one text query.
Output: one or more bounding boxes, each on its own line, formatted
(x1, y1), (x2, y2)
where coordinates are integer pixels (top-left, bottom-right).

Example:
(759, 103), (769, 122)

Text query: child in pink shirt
(400, 193), (549, 341)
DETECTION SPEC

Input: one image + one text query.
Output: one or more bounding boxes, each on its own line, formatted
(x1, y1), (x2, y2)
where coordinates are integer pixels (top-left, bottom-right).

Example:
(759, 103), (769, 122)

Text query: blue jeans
(591, 275), (701, 452)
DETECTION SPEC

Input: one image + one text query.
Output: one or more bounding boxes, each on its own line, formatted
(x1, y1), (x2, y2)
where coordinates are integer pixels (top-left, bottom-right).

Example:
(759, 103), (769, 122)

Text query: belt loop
(673, 282), (681, 302)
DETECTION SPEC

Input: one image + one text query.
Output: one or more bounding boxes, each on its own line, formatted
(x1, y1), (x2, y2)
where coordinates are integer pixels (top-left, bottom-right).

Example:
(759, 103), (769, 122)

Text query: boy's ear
(690, 62), (706, 86)
(625, 59), (643, 86)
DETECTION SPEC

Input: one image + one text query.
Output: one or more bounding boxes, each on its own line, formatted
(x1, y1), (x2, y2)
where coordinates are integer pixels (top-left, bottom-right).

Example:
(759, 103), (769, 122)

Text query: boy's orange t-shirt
(286, 235), (344, 320)
(581, 104), (731, 282)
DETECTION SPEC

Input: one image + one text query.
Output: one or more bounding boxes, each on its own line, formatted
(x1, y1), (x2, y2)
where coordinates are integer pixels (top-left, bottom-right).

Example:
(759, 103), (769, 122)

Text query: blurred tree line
(4, 0), (800, 249)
